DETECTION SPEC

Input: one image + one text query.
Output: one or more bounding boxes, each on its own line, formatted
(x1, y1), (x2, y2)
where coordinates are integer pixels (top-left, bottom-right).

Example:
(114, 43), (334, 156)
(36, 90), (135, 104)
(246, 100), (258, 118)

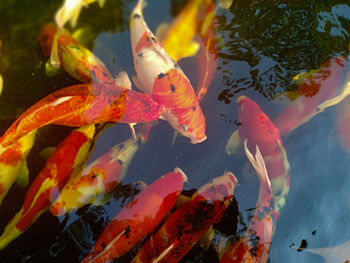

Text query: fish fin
(225, 129), (242, 155)
(199, 226), (214, 251)
(0, 208), (23, 250)
(219, 0), (233, 9)
(49, 29), (61, 69)
(72, 26), (93, 46)
(292, 69), (321, 87)
(317, 81), (350, 112)
(155, 22), (169, 41)
(174, 194), (190, 209)
(241, 161), (255, 180)
(178, 41), (200, 61)
(97, 0), (105, 8)
(115, 70), (132, 90)
(244, 139), (271, 187)
(215, 233), (235, 260)
(94, 192), (114, 206)
(131, 75), (142, 91)
(171, 131), (180, 146)
(45, 60), (61, 77)
(128, 123), (137, 143)
(39, 146), (57, 160)
(15, 160), (29, 187)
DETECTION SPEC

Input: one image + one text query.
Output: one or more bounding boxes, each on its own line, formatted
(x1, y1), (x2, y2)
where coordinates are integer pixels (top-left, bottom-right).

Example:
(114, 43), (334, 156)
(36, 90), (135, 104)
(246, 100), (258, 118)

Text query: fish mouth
(191, 135), (207, 144)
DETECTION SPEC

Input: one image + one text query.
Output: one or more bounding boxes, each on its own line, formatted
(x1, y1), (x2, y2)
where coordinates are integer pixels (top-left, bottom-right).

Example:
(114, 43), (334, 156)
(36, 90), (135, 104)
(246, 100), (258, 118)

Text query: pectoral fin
(155, 22), (169, 41)
(15, 160), (29, 187)
(115, 71), (132, 90)
(199, 226), (214, 251)
(225, 130), (242, 155)
(39, 147), (57, 160)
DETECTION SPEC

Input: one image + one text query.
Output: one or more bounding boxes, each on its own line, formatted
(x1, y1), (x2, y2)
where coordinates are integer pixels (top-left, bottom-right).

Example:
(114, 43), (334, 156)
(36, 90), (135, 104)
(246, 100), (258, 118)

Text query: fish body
(274, 56), (348, 136)
(50, 129), (146, 216)
(0, 83), (162, 148)
(130, 0), (206, 144)
(81, 168), (188, 263)
(0, 125), (95, 250)
(132, 172), (238, 263)
(220, 141), (276, 263)
(0, 131), (36, 205)
(226, 96), (290, 213)
(39, 24), (115, 84)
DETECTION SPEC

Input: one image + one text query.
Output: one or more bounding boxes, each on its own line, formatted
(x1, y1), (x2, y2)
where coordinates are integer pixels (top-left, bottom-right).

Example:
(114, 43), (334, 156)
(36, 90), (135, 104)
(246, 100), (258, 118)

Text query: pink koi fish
(274, 55), (348, 136)
(131, 172), (238, 263)
(130, 0), (206, 144)
(226, 96), (290, 213)
(220, 140), (276, 263)
(0, 83), (162, 149)
(50, 124), (152, 216)
(0, 125), (95, 250)
(81, 168), (188, 263)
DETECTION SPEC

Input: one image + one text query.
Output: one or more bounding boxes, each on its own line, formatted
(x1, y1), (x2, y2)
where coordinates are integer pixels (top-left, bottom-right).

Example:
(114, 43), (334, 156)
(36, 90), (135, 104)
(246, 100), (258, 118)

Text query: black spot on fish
(118, 159), (124, 166)
(91, 70), (96, 78)
(151, 36), (156, 42)
(124, 225), (131, 239)
(170, 84), (175, 92)
(102, 71), (108, 77)
(192, 106), (196, 111)
(117, 144), (125, 151)
(174, 63), (180, 69)
(91, 173), (98, 179)
(133, 13), (141, 19)
(297, 239), (308, 252)
(138, 53), (143, 57)
(94, 65), (97, 69)
(157, 72), (167, 79)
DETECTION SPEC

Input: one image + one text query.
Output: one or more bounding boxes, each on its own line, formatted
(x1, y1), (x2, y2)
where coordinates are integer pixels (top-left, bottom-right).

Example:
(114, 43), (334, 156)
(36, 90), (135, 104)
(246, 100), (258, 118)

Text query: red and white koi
(220, 140), (276, 263)
(226, 96), (290, 213)
(129, 0), (206, 144)
(131, 171), (238, 263)
(81, 168), (187, 263)
(0, 125), (95, 250)
(50, 124), (152, 216)
(0, 83), (162, 149)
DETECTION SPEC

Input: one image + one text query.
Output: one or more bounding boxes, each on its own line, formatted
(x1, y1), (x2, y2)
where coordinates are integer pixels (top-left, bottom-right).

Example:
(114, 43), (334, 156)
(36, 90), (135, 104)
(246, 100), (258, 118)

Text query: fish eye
(182, 124), (188, 131)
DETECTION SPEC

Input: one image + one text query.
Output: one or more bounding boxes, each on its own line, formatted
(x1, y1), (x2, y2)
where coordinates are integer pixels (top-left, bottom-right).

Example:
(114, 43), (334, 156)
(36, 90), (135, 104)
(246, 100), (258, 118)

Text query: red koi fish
(39, 23), (119, 85)
(50, 124), (152, 216)
(131, 172), (238, 263)
(226, 96), (290, 213)
(220, 140), (276, 263)
(0, 131), (36, 205)
(0, 125), (95, 250)
(130, 0), (206, 144)
(0, 83), (163, 148)
(274, 56), (348, 136)
(81, 168), (188, 263)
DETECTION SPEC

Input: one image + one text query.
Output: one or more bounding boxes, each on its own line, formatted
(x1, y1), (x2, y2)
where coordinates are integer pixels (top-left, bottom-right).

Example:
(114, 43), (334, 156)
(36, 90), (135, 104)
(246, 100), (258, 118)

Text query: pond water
(0, 0), (349, 262)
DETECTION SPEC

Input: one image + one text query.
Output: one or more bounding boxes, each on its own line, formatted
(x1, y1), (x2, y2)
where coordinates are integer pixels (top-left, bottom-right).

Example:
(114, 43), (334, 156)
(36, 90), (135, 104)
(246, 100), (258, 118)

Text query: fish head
(237, 95), (263, 121)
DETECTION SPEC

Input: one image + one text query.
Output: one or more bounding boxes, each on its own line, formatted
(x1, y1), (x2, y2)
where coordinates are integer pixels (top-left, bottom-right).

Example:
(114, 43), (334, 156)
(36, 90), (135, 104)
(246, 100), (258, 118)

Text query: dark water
(0, 0), (350, 262)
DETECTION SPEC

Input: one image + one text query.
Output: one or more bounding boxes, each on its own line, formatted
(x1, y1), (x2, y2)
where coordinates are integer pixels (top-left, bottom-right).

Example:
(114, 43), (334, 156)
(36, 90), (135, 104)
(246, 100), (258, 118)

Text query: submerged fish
(226, 96), (290, 213)
(55, 0), (105, 29)
(0, 125), (95, 250)
(81, 168), (187, 263)
(0, 131), (36, 205)
(220, 140), (276, 263)
(0, 83), (163, 148)
(132, 172), (238, 263)
(130, 0), (206, 144)
(39, 23), (117, 84)
(50, 124), (152, 216)
(274, 56), (348, 136)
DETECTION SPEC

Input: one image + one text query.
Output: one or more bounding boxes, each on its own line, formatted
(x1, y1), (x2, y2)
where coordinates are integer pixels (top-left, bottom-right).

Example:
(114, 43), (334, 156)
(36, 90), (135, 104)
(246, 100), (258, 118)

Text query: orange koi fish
(226, 96), (290, 213)
(131, 172), (238, 263)
(0, 125), (95, 250)
(0, 131), (36, 205)
(50, 124), (152, 216)
(220, 140), (276, 263)
(0, 83), (163, 148)
(274, 56), (348, 136)
(39, 23), (122, 85)
(81, 168), (188, 263)
(130, 0), (206, 144)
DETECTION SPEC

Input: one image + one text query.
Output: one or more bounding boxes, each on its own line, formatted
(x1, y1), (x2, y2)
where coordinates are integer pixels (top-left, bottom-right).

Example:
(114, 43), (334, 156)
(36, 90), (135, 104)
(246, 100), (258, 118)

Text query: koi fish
(273, 56), (348, 136)
(0, 125), (95, 250)
(130, 0), (206, 144)
(81, 168), (188, 263)
(300, 239), (350, 263)
(38, 24), (127, 86)
(50, 124), (152, 216)
(226, 96), (290, 213)
(0, 131), (36, 205)
(55, 0), (105, 29)
(220, 140), (276, 263)
(131, 171), (238, 263)
(0, 83), (163, 148)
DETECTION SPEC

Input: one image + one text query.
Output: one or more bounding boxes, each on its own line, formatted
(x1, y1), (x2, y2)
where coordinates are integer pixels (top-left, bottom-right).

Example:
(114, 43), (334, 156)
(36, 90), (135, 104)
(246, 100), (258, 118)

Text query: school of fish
(0, 0), (349, 262)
